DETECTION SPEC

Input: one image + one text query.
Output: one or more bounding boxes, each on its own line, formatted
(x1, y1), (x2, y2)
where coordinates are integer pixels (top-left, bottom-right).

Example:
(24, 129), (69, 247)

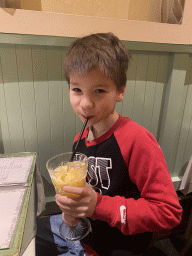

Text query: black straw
(70, 117), (89, 161)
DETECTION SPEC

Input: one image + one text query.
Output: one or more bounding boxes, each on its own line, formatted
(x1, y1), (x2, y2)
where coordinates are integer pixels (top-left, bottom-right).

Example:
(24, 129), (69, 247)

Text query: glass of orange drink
(46, 152), (91, 241)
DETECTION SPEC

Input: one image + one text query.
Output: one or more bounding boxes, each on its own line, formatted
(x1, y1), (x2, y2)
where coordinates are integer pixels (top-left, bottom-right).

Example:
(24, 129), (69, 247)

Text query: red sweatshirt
(73, 115), (182, 255)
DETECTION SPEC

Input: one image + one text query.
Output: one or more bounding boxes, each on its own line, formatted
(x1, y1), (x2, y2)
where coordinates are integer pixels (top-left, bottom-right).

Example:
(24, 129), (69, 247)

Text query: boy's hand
(55, 183), (97, 227)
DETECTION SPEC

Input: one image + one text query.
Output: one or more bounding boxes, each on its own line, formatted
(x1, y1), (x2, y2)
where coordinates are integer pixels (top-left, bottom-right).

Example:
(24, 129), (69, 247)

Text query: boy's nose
(80, 96), (94, 109)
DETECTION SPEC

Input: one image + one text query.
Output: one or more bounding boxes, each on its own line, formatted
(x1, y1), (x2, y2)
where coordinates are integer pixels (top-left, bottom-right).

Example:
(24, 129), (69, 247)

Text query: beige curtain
(128, 0), (184, 24)
(161, 0), (185, 24)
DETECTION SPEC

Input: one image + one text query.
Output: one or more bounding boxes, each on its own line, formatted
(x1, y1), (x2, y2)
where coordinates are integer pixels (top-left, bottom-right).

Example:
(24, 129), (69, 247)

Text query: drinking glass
(46, 152), (91, 241)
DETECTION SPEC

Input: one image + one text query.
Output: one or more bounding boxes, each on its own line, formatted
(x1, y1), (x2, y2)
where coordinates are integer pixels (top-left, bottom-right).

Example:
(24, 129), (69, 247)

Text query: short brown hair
(64, 32), (131, 90)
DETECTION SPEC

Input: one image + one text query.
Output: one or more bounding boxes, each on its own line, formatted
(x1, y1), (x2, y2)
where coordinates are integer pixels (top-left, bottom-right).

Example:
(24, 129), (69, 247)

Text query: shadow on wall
(41, 174), (56, 198)
(0, 122), (4, 154)
(5, 0), (42, 12)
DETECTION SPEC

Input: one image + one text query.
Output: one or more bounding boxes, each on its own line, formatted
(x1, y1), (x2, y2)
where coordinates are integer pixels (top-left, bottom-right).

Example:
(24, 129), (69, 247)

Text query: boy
(36, 32), (182, 256)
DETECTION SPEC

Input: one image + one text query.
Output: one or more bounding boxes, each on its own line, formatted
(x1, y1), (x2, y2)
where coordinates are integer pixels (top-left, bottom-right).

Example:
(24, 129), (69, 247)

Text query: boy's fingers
(56, 184), (93, 200)
(63, 186), (87, 196)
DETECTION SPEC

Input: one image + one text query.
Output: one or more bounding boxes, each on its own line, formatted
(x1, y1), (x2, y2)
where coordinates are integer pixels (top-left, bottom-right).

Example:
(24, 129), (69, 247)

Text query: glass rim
(46, 152), (88, 170)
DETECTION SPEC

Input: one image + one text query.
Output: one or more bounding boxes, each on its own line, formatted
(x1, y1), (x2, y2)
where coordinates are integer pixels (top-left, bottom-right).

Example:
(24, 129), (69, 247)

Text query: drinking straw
(70, 117), (89, 161)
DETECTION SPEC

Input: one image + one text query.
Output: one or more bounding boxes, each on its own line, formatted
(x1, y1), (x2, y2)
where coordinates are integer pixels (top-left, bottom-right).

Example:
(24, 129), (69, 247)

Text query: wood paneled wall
(0, 43), (191, 198)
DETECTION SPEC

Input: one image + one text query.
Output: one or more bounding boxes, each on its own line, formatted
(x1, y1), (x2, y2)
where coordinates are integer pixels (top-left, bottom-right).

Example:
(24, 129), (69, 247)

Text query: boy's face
(69, 68), (125, 131)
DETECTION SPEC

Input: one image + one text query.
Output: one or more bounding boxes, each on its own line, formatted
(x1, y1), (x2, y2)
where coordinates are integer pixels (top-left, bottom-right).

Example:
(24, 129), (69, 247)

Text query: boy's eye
(72, 88), (81, 92)
(95, 89), (105, 93)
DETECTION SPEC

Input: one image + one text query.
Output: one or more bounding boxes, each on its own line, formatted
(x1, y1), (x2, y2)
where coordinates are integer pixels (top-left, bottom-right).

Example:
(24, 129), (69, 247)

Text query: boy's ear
(116, 86), (126, 102)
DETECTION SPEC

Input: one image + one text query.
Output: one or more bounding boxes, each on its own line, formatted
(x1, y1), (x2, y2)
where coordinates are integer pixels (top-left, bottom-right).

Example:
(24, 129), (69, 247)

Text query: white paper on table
(0, 156), (33, 186)
(179, 155), (192, 195)
(0, 186), (26, 249)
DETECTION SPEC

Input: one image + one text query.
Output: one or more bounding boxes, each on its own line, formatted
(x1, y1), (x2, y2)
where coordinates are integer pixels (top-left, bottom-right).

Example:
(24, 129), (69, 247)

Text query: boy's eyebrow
(70, 82), (110, 87)
(70, 82), (80, 86)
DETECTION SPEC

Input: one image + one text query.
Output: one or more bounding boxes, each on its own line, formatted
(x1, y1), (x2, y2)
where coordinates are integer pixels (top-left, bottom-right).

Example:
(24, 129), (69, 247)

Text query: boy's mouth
(82, 115), (94, 120)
